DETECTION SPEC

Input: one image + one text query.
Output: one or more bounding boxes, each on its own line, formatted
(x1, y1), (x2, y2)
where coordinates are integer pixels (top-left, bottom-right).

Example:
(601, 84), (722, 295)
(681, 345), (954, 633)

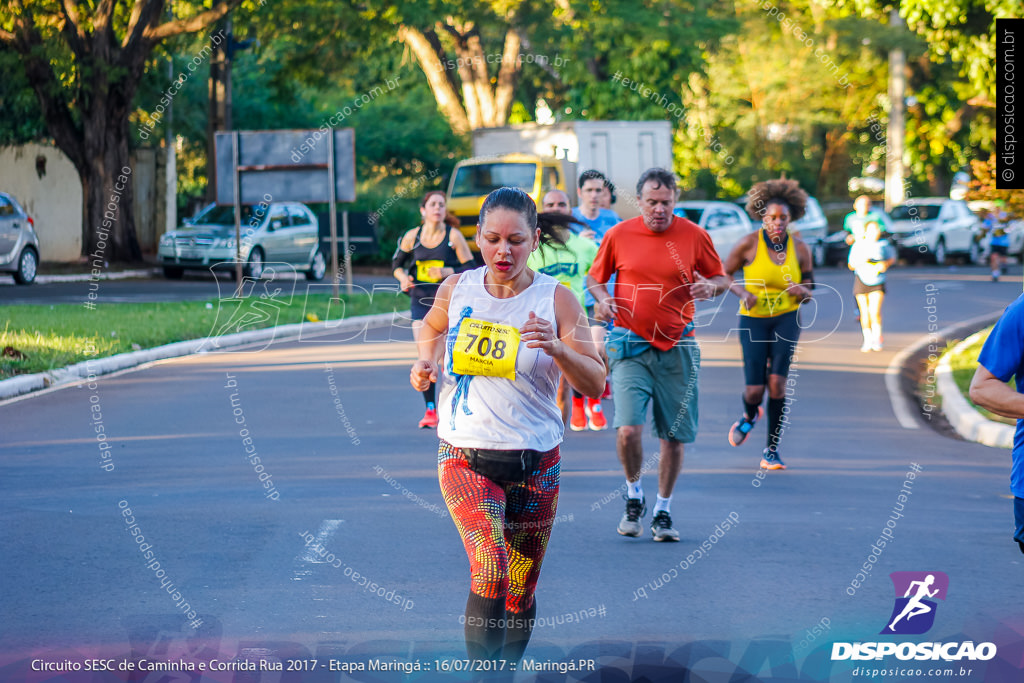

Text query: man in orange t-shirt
(587, 167), (729, 542)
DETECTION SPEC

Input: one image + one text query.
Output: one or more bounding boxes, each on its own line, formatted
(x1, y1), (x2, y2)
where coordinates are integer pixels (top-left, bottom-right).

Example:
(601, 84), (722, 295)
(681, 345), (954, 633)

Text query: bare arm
(969, 364), (1024, 420)
(410, 275), (457, 391)
(723, 234), (758, 307)
(787, 238), (813, 302)
(521, 285), (605, 398)
(449, 230), (475, 268)
(587, 274), (617, 322)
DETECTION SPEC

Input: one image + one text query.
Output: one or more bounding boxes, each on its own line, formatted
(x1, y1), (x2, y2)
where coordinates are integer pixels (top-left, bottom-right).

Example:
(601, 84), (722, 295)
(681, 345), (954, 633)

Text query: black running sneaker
(651, 511), (680, 542)
(617, 496), (646, 537)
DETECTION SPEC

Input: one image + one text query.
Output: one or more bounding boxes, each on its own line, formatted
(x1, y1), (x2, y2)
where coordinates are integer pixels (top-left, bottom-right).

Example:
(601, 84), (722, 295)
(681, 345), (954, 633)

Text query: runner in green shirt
(529, 190), (601, 427)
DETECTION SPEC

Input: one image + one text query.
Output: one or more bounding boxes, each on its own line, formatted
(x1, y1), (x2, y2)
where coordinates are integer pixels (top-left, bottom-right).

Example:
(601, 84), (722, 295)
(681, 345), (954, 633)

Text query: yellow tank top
(740, 230), (802, 318)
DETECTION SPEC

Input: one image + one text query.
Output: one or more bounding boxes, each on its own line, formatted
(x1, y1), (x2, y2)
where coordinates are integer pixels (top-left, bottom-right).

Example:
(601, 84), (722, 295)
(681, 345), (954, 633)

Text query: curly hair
(745, 179), (808, 222)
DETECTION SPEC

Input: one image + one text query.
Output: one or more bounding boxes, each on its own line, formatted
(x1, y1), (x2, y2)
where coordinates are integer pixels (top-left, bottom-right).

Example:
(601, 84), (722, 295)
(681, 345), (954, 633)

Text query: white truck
(467, 120), (674, 219)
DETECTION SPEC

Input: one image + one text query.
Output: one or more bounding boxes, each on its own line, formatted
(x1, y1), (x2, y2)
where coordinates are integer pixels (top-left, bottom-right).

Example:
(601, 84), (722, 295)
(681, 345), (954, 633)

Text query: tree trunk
(80, 116), (141, 262)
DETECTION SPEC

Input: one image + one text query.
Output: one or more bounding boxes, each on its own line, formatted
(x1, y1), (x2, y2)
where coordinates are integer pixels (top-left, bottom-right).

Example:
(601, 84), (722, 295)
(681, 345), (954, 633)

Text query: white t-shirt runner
(437, 266), (563, 451)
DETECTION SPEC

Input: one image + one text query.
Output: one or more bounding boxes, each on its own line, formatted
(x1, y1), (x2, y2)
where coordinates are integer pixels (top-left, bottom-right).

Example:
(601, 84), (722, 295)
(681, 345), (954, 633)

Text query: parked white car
(673, 200), (755, 260)
(887, 198), (982, 265)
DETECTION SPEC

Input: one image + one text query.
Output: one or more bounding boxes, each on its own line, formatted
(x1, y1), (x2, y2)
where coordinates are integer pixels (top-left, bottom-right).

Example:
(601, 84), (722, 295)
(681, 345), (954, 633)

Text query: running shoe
(602, 380), (612, 399)
(760, 448), (787, 470)
(570, 397), (587, 431)
(728, 406), (764, 447)
(860, 338), (872, 352)
(617, 496), (646, 537)
(418, 408), (439, 429)
(586, 399), (608, 431)
(651, 511), (680, 542)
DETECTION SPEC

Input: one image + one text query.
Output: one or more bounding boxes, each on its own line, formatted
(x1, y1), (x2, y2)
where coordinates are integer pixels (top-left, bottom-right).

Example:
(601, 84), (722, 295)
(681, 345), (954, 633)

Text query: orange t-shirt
(589, 215), (725, 350)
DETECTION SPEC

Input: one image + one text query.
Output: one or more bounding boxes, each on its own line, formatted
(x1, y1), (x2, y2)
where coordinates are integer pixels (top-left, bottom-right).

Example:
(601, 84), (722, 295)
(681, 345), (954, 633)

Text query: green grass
(943, 326), (1016, 426)
(0, 289), (405, 379)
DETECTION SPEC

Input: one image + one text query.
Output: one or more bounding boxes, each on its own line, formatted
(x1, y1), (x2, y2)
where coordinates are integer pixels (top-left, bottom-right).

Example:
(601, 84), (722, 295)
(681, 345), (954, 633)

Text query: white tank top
(437, 266), (563, 451)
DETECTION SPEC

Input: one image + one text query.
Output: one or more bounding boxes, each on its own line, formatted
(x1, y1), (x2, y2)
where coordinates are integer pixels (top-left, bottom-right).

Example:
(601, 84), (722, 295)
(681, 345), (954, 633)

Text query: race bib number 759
(451, 318), (520, 380)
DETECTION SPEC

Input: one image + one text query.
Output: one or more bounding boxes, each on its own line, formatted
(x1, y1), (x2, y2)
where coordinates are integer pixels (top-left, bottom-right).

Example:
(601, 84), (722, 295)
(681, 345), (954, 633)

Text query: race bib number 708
(450, 318), (520, 380)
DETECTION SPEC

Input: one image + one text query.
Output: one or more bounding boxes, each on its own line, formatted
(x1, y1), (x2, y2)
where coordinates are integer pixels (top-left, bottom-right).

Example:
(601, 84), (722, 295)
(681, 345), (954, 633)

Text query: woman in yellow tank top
(722, 179), (814, 471)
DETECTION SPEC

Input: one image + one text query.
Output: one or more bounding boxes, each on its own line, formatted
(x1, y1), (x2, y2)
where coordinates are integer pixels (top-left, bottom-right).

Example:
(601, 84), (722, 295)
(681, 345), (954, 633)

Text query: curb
(935, 328), (1015, 449)
(0, 312), (399, 402)
(886, 312), (1004, 431)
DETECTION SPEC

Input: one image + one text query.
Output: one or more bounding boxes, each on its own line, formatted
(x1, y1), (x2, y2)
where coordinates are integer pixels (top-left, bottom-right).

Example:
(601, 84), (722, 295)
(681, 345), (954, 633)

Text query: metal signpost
(215, 129), (356, 297)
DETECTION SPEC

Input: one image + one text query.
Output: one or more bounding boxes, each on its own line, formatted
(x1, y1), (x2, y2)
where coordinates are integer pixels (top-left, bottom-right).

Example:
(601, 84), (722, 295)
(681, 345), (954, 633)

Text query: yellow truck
(447, 121), (673, 253)
(446, 154), (571, 253)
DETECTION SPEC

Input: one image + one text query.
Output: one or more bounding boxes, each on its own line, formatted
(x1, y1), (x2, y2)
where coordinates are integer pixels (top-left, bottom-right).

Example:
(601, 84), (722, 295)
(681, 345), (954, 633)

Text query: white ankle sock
(626, 479), (643, 499)
(654, 495), (671, 514)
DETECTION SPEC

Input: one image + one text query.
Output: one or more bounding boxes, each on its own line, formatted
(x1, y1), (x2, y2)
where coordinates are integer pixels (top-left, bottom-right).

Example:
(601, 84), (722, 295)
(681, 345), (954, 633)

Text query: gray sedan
(158, 202), (326, 280)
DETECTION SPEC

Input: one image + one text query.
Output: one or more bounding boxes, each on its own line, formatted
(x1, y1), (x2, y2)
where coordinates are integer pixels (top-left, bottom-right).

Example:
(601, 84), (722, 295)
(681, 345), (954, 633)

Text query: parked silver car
(158, 202), (326, 280)
(673, 200), (755, 260)
(0, 192), (40, 285)
(888, 198), (982, 265)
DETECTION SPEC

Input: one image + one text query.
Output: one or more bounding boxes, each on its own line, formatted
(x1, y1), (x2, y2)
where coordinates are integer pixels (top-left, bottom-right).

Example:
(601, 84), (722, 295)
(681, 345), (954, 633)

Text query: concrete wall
(0, 143), (83, 261)
(0, 142), (174, 262)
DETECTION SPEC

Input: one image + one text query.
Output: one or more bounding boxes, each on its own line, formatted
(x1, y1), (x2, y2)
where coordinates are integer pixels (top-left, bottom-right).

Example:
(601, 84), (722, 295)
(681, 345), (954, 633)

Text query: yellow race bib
(451, 318), (520, 380)
(416, 259), (445, 283)
(754, 290), (794, 316)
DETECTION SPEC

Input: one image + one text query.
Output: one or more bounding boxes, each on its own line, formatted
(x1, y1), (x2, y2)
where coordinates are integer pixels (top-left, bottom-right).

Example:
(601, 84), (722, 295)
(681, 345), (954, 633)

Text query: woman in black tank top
(392, 191), (474, 428)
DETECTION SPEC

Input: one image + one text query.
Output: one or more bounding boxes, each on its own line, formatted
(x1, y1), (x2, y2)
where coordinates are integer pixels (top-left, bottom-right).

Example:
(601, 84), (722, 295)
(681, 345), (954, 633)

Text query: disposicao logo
(881, 571), (948, 635)
(831, 571), (997, 663)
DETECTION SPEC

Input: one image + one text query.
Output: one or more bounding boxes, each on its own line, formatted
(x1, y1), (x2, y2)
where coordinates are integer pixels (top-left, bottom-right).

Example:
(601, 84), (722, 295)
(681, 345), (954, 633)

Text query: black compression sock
(767, 397), (785, 452)
(502, 600), (537, 663)
(423, 384), (436, 409)
(743, 397), (760, 421)
(464, 592), (506, 662)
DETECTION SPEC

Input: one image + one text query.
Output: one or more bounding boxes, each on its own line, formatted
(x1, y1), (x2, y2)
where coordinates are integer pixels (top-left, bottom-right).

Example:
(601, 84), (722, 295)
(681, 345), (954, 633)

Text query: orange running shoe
(586, 399), (608, 431)
(570, 397), (587, 431)
(418, 408), (439, 429)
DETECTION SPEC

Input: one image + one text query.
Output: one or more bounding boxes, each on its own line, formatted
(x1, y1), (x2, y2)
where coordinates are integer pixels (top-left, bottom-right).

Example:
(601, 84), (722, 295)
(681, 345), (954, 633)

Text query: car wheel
(968, 239), (982, 265)
(306, 248), (327, 281)
(934, 239), (947, 266)
(244, 248), (264, 279)
(813, 241), (826, 268)
(163, 266), (184, 279)
(13, 247), (38, 285)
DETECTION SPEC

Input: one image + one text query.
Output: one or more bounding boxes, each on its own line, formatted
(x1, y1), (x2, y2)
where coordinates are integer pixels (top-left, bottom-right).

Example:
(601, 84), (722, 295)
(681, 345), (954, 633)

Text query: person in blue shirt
(571, 170), (622, 244)
(983, 205), (1011, 281)
(570, 170), (621, 424)
(970, 293), (1024, 555)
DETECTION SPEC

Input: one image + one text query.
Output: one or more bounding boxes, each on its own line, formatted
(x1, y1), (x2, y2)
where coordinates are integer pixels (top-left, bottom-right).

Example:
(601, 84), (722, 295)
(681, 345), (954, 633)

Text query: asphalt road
(1, 264), (1023, 682)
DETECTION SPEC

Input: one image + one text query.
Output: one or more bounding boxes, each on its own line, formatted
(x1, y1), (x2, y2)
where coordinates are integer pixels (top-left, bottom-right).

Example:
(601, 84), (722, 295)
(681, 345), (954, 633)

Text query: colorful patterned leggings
(438, 440), (560, 614)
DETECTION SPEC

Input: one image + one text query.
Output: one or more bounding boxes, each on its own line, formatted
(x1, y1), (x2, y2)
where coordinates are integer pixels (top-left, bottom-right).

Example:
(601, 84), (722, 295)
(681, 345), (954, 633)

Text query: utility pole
(885, 8), (906, 211)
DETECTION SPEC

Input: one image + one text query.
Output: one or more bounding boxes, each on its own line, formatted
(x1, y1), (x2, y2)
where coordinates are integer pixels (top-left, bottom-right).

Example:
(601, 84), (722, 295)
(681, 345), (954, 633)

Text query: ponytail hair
(479, 187), (577, 249)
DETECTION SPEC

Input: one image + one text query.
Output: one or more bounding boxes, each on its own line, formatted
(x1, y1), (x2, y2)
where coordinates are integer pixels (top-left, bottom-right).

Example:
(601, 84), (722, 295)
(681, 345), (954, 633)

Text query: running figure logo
(881, 571), (949, 635)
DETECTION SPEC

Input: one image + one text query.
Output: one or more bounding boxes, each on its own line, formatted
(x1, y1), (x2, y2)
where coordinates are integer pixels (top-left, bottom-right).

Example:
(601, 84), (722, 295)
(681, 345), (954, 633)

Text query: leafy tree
(0, 0), (253, 262)
(966, 154), (1024, 217)
(836, 0), (1016, 102)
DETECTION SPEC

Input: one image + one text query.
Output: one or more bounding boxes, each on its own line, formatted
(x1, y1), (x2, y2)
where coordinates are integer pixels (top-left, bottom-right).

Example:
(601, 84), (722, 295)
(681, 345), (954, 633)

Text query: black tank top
(410, 226), (459, 286)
